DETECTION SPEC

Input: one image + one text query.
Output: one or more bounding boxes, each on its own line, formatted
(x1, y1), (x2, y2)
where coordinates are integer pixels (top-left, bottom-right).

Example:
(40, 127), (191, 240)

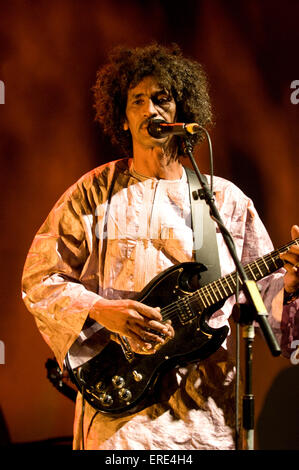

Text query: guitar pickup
(178, 297), (196, 324)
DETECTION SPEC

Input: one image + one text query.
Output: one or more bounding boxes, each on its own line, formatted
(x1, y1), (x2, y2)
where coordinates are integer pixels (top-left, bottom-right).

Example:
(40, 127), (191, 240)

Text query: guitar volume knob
(112, 375), (125, 388)
(118, 388), (132, 401)
(95, 380), (105, 391)
(99, 393), (113, 406)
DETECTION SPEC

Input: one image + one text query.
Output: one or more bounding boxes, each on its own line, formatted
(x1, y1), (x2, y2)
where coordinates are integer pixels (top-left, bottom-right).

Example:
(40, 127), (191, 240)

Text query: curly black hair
(93, 43), (213, 155)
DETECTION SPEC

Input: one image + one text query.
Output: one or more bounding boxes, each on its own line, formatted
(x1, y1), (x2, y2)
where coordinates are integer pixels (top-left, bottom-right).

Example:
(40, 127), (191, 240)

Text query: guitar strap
(185, 166), (221, 285)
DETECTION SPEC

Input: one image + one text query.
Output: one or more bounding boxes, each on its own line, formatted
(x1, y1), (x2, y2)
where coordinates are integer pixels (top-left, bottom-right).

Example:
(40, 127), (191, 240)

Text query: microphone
(147, 119), (201, 139)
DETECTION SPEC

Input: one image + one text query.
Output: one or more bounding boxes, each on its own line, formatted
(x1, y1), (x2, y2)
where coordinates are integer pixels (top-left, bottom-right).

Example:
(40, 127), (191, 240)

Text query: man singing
(22, 43), (299, 450)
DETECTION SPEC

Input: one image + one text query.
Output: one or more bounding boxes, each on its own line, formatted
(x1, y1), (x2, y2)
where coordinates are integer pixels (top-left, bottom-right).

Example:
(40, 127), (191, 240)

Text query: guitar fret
(260, 256), (270, 273)
(269, 253), (279, 269)
(210, 283), (220, 302)
(209, 286), (218, 303)
(203, 286), (213, 306)
(254, 260), (263, 277)
(214, 281), (223, 300)
(264, 254), (278, 271)
(247, 263), (257, 280)
(235, 273), (243, 286)
(207, 286), (218, 303)
(197, 290), (207, 309)
(225, 276), (234, 294)
(229, 273), (236, 287)
(219, 278), (229, 296)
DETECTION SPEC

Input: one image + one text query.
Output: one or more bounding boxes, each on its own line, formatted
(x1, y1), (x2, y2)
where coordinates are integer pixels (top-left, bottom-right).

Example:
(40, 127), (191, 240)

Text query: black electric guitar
(66, 238), (298, 417)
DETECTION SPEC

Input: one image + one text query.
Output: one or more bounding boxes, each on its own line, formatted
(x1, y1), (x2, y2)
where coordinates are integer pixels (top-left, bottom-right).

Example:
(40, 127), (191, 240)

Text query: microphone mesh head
(147, 119), (167, 138)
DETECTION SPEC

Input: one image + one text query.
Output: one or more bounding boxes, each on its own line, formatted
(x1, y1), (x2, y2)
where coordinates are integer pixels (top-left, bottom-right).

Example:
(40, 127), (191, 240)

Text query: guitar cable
(81, 386), (85, 450)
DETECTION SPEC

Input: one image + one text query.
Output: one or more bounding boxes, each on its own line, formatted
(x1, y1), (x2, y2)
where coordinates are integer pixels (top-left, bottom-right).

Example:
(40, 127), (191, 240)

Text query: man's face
(124, 75), (177, 150)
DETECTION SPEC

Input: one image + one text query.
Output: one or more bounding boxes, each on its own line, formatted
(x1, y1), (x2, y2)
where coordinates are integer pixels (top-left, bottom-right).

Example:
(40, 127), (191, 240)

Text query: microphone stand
(183, 134), (281, 450)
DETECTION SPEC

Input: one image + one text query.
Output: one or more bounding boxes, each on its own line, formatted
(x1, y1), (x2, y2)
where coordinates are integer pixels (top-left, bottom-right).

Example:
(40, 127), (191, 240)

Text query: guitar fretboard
(162, 237), (299, 325)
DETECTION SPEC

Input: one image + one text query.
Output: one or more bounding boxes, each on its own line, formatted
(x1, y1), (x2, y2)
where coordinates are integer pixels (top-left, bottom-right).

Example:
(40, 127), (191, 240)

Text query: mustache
(140, 117), (166, 131)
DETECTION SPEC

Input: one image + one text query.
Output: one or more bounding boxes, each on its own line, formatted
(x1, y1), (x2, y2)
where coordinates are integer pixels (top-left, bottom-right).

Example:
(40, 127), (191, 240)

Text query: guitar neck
(194, 237), (299, 310)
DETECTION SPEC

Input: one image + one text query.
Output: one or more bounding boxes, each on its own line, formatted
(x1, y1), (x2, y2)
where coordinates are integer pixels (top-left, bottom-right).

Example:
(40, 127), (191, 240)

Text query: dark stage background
(0, 0), (298, 449)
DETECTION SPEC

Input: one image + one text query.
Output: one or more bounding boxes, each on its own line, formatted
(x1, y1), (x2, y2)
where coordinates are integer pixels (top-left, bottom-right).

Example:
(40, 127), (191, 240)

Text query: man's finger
(134, 301), (162, 320)
(291, 224), (299, 240)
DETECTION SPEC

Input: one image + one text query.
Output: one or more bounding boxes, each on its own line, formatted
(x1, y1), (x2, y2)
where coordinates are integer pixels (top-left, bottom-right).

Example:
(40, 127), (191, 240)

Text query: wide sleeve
(241, 197), (298, 358)
(21, 183), (101, 369)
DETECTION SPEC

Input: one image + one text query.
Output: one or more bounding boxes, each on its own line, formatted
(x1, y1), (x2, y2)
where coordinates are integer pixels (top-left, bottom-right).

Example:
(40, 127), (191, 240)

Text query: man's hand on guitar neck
(280, 225), (299, 298)
(89, 298), (174, 354)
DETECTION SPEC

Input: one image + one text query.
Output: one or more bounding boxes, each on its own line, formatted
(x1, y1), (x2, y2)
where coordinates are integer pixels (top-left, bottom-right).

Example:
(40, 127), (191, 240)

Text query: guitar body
(65, 236), (298, 415)
(66, 262), (229, 416)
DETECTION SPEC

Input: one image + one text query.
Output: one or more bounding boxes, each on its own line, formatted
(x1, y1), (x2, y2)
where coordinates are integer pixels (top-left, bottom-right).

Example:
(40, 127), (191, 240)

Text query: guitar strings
(158, 238), (298, 324)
